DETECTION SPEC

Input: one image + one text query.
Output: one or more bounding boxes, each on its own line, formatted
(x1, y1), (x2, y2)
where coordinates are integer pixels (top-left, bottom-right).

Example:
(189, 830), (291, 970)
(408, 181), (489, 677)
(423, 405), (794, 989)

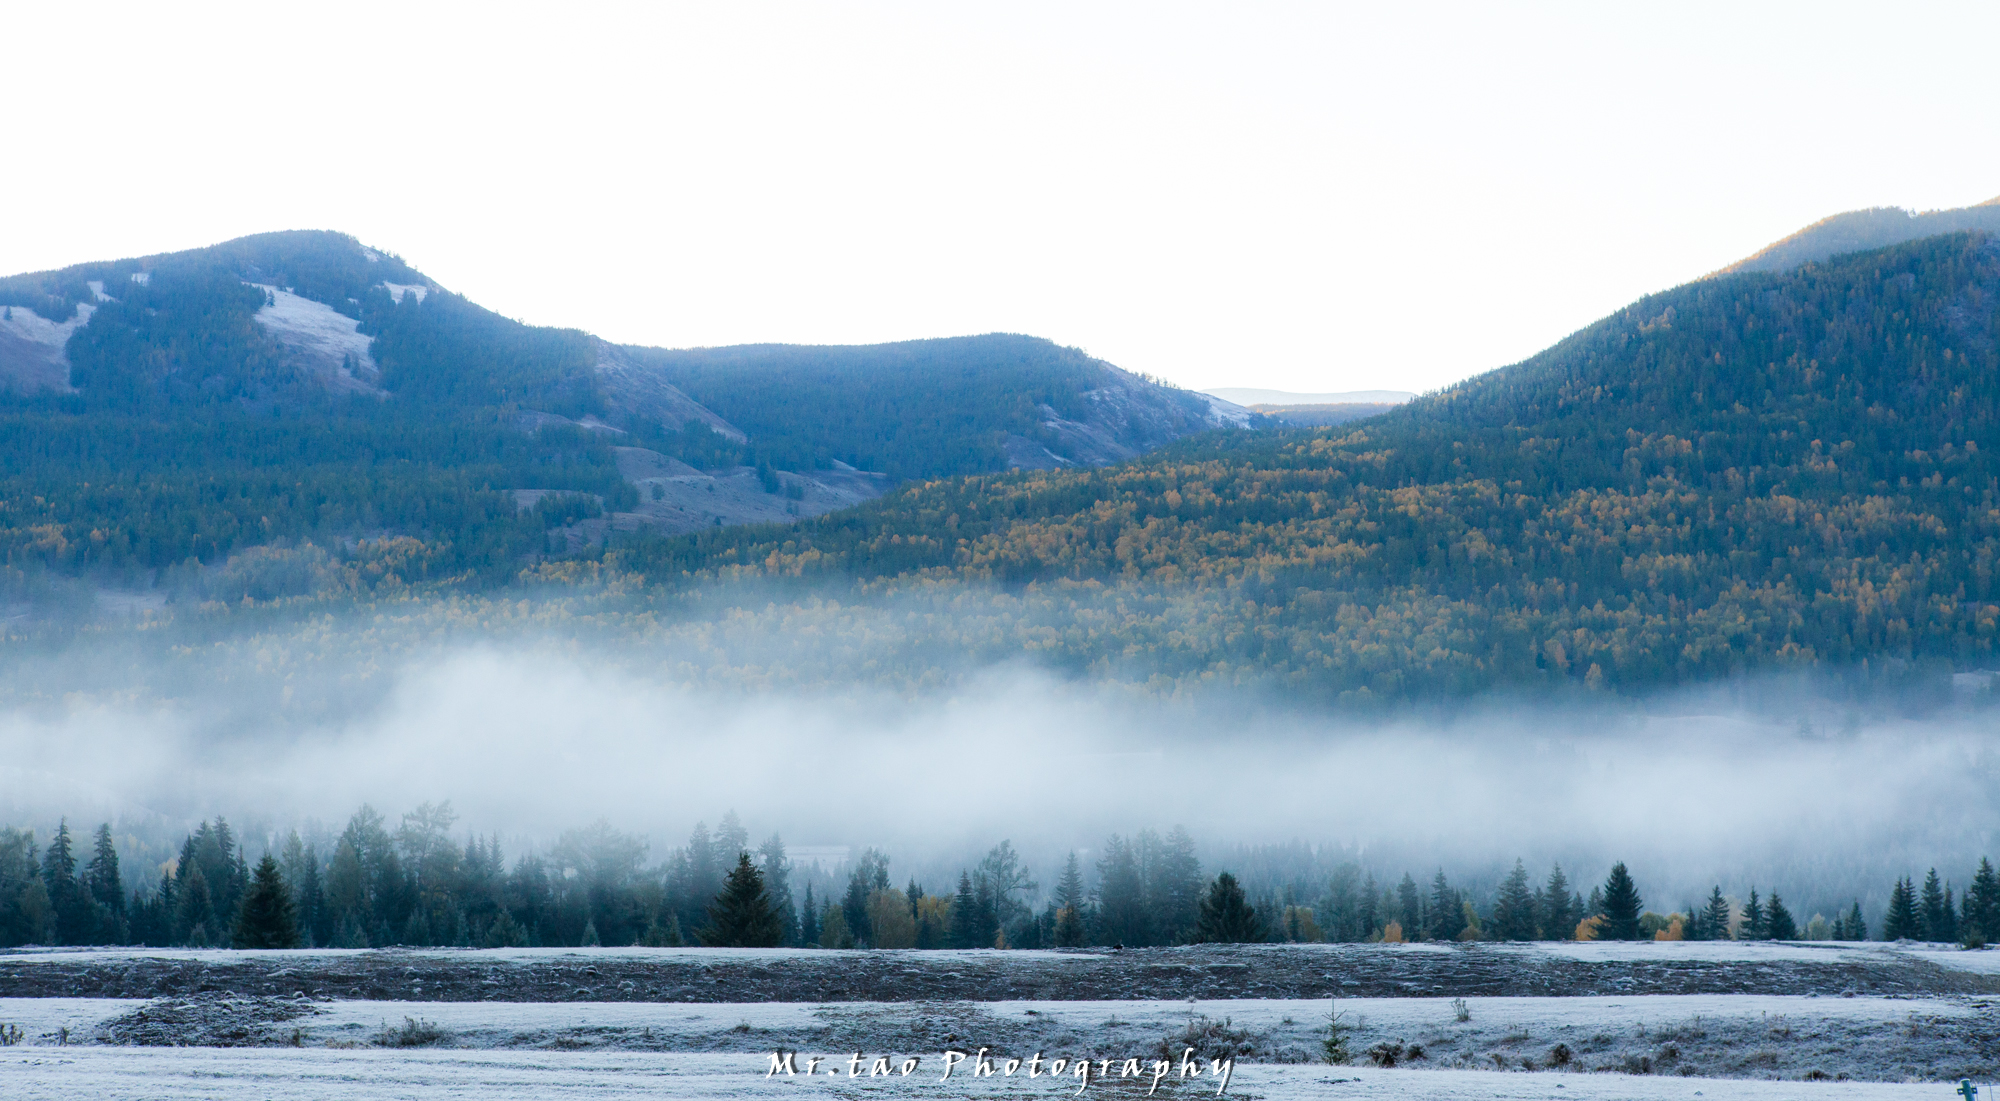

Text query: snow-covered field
(0, 1048), (1979, 1101)
(5, 945), (1998, 1097)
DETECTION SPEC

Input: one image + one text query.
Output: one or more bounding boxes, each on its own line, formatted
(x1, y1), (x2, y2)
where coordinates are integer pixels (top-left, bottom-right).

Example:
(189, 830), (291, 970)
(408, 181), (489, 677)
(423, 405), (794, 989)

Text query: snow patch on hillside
(248, 285), (383, 395)
(382, 282), (428, 304)
(1198, 392), (1254, 426)
(0, 301), (93, 392)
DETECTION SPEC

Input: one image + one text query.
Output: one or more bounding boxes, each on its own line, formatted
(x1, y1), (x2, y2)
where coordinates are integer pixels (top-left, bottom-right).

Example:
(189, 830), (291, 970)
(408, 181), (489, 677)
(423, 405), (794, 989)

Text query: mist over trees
(1, 806), (1993, 952)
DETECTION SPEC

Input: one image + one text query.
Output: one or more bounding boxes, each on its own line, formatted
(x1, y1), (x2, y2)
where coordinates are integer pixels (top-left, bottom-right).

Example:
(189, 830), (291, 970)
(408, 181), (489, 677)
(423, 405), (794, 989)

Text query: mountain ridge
(624, 229), (2000, 700)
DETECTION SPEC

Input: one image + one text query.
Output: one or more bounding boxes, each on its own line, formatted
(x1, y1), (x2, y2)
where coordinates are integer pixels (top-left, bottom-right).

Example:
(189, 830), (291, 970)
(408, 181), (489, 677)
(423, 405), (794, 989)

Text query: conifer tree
(1966, 859), (2000, 942)
(1599, 863), (1642, 941)
(1920, 869), (1948, 942)
(1195, 872), (1261, 943)
(1055, 853), (1087, 914)
(1155, 827), (1202, 944)
(1054, 904), (1086, 948)
(1540, 865), (1573, 941)
(1493, 860), (1537, 941)
(799, 884), (820, 948)
(1741, 888), (1766, 940)
(1426, 871), (1461, 941)
(1095, 835), (1147, 947)
(232, 856), (300, 949)
(1939, 885), (1960, 945)
(86, 825), (123, 918)
(949, 871), (979, 949)
(1702, 886), (1731, 941)
(1358, 872), (1380, 941)
(757, 835), (796, 947)
(841, 849), (889, 947)
(698, 854), (782, 948)
(1883, 876), (1920, 941)
(1845, 900), (1867, 942)
(1765, 892), (1797, 941)
(41, 820), (92, 944)
(1396, 873), (1423, 939)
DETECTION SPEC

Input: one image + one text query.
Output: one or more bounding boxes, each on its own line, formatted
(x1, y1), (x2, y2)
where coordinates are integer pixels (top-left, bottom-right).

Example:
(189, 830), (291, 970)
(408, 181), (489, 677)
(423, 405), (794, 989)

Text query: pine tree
(757, 835), (796, 947)
(1358, 872), (1380, 941)
(1493, 860), (1537, 941)
(232, 856), (300, 949)
(1056, 853), (1087, 914)
(841, 849), (889, 947)
(1940, 886), (1960, 945)
(1702, 886), (1731, 941)
(949, 871), (979, 949)
(799, 884), (820, 948)
(1845, 900), (1868, 942)
(1054, 904), (1086, 948)
(85, 825), (123, 917)
(1540, 865), (1573, 941)
(485, 909), (530, 947)
(1883, 876), (1920, 941)
(698, 854), (782, 948)
(1741, 888), (1766, 941)
(1155, 827), (1202, 944)
(1766, 892), (1797, 941)
(1095, 835), (1148, 948)
(1195, 872), (1261, 943)
(1920, 869), (1949, 943)
(1968, 859), (2000, 943)
(1599, 863), (1643, 941)
(1426, 871), (1461, 941)
(1397, 874), (1423, 939)
(41, 819), (92, 944)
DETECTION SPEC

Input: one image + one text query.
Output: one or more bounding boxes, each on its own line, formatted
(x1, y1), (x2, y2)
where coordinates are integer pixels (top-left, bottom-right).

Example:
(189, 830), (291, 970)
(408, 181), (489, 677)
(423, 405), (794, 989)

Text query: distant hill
(1718, 195), (2000, 275)
(1248, 402), (1397, 427)
(0, 232), (1229, 585)
(639, 230), (2000, 701)
(1202, 387), (1415, 406)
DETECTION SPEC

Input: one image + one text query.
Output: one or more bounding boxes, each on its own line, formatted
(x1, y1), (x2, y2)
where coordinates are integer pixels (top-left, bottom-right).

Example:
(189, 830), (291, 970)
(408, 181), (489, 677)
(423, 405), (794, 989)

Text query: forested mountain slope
(628, 232), (2000, 699)
(0, 232), (1224, 584)
(1720, 196), (2000, 275)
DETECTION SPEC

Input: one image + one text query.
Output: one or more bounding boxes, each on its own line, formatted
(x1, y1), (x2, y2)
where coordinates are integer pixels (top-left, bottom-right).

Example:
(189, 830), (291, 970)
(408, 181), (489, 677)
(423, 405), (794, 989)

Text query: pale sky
(4, 2), (1997, 395)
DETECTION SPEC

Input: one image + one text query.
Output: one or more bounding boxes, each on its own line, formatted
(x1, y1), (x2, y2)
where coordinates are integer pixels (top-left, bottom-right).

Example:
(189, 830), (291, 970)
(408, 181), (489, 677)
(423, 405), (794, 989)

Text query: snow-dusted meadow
(4, 943), (1999, 1097)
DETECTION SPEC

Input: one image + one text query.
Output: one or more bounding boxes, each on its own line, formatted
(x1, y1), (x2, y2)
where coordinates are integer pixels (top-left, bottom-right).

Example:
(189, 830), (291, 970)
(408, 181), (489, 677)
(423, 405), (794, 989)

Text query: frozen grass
(0, 1048), (1977, 1100)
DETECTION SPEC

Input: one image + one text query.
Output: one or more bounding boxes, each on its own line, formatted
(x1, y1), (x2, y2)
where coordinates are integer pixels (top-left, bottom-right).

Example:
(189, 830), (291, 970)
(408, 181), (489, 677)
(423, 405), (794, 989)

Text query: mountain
(1718, 195), (2000, 275)
(636, 229), (2000, 701)
(0, 231), (1229, 583)
(1201, 387), (1416, 406)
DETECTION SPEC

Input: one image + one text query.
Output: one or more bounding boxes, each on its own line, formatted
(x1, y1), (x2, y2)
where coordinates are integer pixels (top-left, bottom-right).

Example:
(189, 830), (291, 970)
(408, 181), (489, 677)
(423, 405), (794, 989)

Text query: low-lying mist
(1, 584), (1996, 922)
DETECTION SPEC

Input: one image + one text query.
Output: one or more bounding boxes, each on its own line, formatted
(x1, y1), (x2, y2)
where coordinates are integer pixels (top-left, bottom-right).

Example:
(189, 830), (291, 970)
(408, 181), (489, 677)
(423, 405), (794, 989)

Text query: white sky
(3, 1), (1997, 395)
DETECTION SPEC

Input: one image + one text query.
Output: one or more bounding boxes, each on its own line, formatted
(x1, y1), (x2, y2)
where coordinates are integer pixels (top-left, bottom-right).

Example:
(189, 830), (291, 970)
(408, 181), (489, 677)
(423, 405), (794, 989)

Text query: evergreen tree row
(4, 810), (1996, 951)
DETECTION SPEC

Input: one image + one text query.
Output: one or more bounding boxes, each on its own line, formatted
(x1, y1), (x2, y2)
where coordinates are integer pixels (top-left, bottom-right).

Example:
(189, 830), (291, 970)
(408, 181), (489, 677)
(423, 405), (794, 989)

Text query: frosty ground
(3, 943), (1998, 1098)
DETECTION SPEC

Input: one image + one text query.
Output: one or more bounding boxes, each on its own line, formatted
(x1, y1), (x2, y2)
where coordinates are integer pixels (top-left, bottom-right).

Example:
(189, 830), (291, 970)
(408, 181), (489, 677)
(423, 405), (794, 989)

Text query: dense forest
(0, 233), (634, 583)
(613, 232), (2000, 700)
(617, 338), (1214, 479)
(0, 233), (1217, 589)
(0, 807), (1989, 951)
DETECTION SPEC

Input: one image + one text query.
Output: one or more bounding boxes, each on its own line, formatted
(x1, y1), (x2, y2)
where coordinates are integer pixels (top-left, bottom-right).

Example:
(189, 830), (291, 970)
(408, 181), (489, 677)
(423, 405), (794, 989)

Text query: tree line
(4, 808), (1997, 951)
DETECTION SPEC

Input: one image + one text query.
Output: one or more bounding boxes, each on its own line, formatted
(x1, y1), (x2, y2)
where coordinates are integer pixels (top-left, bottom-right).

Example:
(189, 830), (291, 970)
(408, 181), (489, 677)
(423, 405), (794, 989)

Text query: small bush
(374, 1017), (450, 1048)
(1548, 1042), (1573, 1067)
(1157, 1014), (1260, 1065)
(1450, 998), (1470, 1023)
